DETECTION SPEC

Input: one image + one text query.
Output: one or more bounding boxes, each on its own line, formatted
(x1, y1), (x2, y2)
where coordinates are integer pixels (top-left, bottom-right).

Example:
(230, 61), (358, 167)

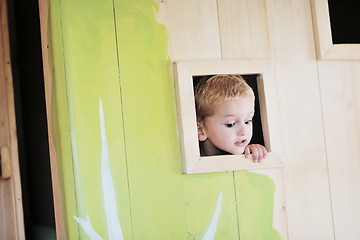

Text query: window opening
(328, 0), (360, 44)
(192, 74), (265, 151)
(173, 60), (283, 174)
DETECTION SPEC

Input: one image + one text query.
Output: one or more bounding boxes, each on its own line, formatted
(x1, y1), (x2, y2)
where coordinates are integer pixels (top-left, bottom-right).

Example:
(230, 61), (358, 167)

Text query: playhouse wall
(43, 0), (360, 239)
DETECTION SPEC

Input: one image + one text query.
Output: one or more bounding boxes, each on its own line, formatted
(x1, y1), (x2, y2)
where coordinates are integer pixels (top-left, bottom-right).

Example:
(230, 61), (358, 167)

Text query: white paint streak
(74, 215), (104, 240)
(99, 100), (124, 240)
(74, 100), (124, 240)
(202, 192), (223, 240)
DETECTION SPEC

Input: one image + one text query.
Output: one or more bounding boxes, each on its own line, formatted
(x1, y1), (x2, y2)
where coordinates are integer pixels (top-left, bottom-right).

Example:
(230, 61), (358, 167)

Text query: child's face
(198, 95), (254, 155)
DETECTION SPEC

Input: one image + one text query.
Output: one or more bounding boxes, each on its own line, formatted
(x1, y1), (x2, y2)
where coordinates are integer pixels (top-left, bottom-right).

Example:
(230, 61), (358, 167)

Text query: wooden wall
(38, 0), (360, 239)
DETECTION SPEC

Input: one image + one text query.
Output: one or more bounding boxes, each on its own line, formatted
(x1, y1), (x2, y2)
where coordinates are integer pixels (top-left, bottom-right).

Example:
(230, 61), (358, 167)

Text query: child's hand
(244, 144), (268, 163)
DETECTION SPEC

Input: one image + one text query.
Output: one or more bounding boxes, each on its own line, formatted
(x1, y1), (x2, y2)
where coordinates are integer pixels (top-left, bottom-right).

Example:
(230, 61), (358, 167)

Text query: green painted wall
(48, 0), (281, 239)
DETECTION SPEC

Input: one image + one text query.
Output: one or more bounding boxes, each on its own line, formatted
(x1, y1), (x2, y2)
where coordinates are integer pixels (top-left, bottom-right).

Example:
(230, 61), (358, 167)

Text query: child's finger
(262, 147), (268, 159)
(251, 147), (259, 162)
(244, 147), (251, 158)
(258, 146), (268, 162)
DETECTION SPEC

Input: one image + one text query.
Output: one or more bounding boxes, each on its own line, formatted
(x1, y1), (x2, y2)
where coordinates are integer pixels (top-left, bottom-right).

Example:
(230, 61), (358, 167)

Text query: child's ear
(197, 122), (208, 142)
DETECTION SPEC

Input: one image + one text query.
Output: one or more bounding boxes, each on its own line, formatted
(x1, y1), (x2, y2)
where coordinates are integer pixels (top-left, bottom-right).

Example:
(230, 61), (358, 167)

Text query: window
(328, 0), (360, 44)
(173, 60), (283, 174)
(311, 0), (360, 59)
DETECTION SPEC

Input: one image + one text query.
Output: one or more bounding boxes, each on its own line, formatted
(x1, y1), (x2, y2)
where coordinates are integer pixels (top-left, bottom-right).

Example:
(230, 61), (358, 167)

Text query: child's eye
(244, 120), (253, 125)
(225, 122), (236, 128)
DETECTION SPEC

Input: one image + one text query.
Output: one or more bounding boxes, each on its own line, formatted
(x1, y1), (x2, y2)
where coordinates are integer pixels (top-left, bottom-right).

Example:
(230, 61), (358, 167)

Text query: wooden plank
(234, 169), (287, 239)
(0, 146), (11, 178)
(190, 153), (284, 174)
(0, 0), (9, 149)
(218, 0), (270, 59)
(265, 0), (334, 239)
(183, 173), (240, 240)
(165, 0), (222, 60)
(40, 0), (80, 238)
(0, 0), (25, 238)
(113, 0), (189, 239)
(318, 61), (360, 239)
(58, 0), (133, 239)
(38, 0), (67, 238)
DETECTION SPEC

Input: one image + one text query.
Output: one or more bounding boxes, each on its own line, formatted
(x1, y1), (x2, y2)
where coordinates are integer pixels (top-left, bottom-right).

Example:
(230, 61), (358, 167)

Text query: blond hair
(194, 74), (254, 122)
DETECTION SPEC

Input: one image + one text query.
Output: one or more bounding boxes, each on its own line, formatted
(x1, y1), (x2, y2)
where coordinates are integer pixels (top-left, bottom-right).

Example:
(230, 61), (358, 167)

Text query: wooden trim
(311, 0), (360, 60)
(0, 0), (25, 238)
(0, 146), (11, 179)
(38, 0), (67, 238)
(173, 60), (284, 174)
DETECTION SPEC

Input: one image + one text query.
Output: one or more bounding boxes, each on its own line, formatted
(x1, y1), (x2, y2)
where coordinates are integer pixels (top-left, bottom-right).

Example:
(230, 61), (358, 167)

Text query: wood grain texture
(0, 0), (25, 238)
(38, 0), (67, 238)
(218, 0), (270, 59)
(265, 0), (334, 239)
(166, 0), (222, 61)
(318, 61), (360, 239)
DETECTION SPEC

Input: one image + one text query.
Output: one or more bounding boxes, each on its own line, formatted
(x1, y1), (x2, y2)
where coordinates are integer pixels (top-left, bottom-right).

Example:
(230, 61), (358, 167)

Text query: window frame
(311, 0), (360, 60)
(173, 60), (284, 174)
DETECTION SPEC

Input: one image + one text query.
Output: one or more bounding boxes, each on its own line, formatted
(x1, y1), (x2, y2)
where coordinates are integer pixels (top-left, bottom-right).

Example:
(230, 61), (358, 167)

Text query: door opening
(7, 0), (56, 239)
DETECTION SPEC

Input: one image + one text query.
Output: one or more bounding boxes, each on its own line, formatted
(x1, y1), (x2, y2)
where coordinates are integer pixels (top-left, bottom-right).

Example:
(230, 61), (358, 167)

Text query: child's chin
(229, 149), (245, 155)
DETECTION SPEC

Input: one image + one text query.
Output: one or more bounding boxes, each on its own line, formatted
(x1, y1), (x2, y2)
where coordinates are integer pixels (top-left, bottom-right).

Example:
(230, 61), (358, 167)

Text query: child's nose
(236, 127), (246, 136)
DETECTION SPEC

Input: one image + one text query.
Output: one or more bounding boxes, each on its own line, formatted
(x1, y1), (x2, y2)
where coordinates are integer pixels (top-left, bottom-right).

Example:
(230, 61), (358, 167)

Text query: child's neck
(199, 140), (229, 156)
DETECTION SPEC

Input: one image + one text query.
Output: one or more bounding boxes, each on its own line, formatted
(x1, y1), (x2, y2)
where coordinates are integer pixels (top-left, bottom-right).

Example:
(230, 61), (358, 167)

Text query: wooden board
(265, 0), (334, 238)
(38, 0), (66, 238)
(0, 0), (25, 238)
(165, 0), (222, 60)
(218, 0), (270, 59)
(318, 61), (360, 239)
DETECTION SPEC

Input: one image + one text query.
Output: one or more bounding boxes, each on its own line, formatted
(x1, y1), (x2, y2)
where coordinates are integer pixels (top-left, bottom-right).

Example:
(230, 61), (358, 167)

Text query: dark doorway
(6, 0), (56, 239)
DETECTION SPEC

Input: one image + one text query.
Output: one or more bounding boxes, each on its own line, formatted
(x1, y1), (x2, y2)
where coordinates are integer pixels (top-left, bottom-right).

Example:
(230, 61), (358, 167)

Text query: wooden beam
(38, 0), (67, 238)
(0, 0), (25, 238)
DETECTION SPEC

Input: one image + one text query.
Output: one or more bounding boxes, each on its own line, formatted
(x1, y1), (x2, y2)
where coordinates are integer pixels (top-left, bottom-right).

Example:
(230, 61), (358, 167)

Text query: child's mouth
(235, 139), (247, 146)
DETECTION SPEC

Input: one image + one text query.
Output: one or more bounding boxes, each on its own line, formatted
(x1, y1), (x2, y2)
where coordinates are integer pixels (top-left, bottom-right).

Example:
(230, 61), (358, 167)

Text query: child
(194, 74), (267, 162)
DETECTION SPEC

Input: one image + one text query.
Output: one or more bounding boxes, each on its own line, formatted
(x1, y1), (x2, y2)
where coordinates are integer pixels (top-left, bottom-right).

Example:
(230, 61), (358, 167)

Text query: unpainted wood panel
(165, 0), (222, 60)
(318, 61), (360, 239)
(0, 182), (17, 239)
(265, 0), (334, 239)
(218, 0), (270, 59)
(0, 0), (9, 147)
(0, 0), (24, 238)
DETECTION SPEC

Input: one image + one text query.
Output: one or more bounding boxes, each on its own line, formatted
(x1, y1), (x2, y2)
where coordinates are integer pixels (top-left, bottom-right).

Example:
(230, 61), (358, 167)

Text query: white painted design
(99, 100), (124, 240)
(74, 215), (104, 240)
(74, 100), (124, 240)
(202, 192), (223, 240)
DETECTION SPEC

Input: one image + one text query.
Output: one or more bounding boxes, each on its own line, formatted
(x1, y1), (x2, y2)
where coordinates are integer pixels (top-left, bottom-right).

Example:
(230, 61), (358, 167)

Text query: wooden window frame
(173, 60), (284, 174)
(311, 0), (360, 60)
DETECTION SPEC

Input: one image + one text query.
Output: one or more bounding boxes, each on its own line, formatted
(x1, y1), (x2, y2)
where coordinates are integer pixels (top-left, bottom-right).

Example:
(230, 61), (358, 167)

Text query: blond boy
(195, 74), (267, 162)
